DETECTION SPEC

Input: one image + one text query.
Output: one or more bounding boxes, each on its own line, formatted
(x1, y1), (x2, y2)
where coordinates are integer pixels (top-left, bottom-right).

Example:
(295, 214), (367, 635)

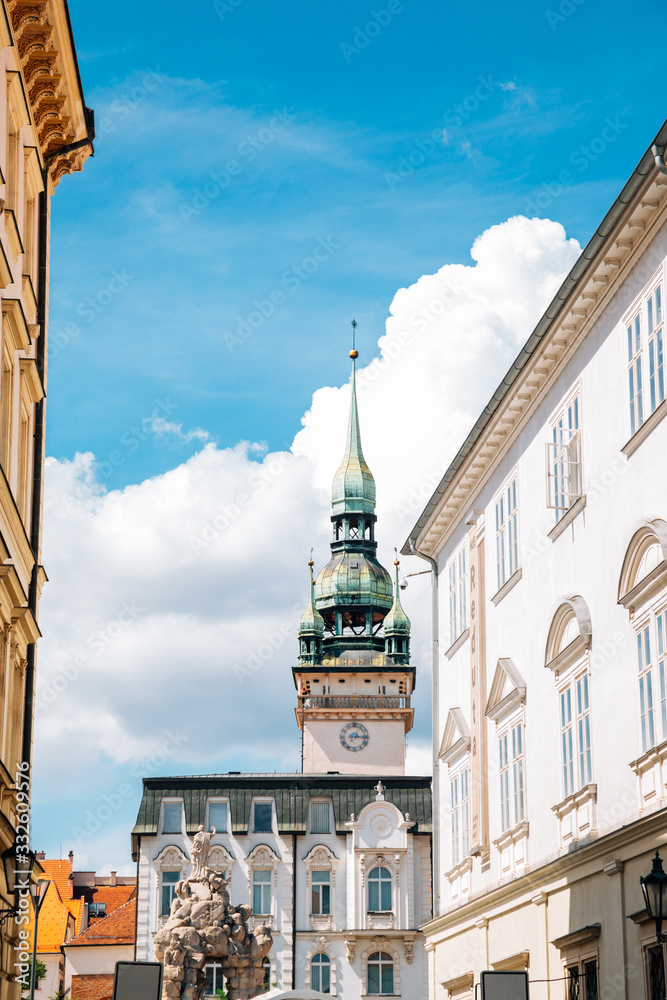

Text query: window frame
(449, 759), (471, 867)
(635, 603), (667, 754)
(310, 952), (331, 994)
(160, 870), (181, 917)
(494, 471), (520, 592)
(251, 799), (274, 834)
(252, 868), (272, 915)
(204, 962), (224, 998)
(624, 266), (666, 439)
(546, 385), (583, 521)
(498, 713), (525, 834)
(448, 540), (468, 645)
(310, 869), (331, 915)
(160, 799), (184, 835)
(206, 799), (229, 834)
(366, 950), (395, 996)
(309, 799), (332, 835)
(367, 865), (393, 914)
(557, 662), (593, 800)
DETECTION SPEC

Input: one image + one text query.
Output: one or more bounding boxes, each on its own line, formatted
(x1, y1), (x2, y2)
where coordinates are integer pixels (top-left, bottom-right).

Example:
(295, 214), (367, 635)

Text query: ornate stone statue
(189, 824), (215, 879)
(154, 868), (272, 1000)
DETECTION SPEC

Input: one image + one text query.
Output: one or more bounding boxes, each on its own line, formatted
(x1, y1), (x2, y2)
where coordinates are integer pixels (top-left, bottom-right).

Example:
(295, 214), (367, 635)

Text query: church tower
(294, 346), (415, 774)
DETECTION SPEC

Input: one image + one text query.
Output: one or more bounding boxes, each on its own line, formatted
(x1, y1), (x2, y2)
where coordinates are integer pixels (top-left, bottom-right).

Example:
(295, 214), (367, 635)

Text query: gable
(438, 708), (471, 765)
(486, 658), (526, 722)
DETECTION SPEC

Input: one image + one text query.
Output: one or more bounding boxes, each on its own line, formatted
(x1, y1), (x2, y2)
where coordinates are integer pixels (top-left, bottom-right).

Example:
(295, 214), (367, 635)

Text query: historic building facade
(0, 4), (92, 1000)
(403, 119), (667, 1000)
(133, 352), (432, 996)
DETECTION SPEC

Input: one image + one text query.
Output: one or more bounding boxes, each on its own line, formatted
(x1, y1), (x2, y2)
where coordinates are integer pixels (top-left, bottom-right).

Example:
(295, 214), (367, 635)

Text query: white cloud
(33, 216), (580, 869)
(143, 415), (210, 443)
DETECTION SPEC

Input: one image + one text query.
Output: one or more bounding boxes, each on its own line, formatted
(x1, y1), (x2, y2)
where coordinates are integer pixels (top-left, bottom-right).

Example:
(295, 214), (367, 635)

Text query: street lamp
(641, 850), (667, 943)
(0, 841), (37, 924)
(28, 879), (50, 1000)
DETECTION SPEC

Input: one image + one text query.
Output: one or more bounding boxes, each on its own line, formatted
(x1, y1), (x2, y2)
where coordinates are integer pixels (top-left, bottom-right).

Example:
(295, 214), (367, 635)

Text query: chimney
(68, 851), (74, 869)
(36, 851), (45, 861)
(110, 871), (117, 887)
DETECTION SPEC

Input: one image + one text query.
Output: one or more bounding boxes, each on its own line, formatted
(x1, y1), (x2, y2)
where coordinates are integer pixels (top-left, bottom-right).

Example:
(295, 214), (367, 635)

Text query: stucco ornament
(370, 815), (392, 838)
(154, 866), (272, 1000)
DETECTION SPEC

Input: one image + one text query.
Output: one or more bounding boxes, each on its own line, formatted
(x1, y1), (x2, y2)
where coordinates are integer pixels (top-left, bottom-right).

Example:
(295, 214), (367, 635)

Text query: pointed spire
(331, 324), (376, 515)
(383, 558), (411, 636)
(298, 558), (324, 638)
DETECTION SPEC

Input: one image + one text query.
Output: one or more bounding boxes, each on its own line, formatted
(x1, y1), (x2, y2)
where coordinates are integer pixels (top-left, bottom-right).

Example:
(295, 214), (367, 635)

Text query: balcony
(302, 695), (410, 710)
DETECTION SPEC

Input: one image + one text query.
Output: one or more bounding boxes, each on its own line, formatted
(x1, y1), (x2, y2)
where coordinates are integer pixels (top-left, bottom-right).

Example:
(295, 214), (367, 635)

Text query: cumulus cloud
(32, 216), (580, 867)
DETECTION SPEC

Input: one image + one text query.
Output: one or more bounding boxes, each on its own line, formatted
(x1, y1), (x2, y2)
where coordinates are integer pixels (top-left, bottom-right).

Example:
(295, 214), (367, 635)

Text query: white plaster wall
(63, 944), (133, 989)
(303, 719), (406, 774)
(434, 227), (667, 908)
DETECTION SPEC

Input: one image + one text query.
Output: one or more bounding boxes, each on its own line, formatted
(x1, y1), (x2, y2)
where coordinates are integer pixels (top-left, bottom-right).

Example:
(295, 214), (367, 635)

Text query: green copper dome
(314, 551), (393, 612)
(383, 561), (411, 634)
(331, 360), (376, 516)
(299, 562), (325, 635)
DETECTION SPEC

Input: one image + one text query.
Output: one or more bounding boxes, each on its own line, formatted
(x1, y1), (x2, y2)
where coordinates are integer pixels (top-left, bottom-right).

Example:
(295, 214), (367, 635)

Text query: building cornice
(6, 0), (93, 187)
(403, 120), (667, 560)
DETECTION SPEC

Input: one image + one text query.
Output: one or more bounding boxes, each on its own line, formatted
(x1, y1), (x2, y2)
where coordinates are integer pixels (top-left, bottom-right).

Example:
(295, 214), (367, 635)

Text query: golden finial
(350, 318), (359, 359)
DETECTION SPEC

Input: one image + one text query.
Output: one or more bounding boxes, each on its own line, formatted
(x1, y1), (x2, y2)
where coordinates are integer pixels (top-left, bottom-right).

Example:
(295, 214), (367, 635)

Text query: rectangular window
(560, 672), (592, 797)
(88, 902), (107, 918)
(253, 802), (273, 833)
(310, 801), (331, 834)
(450, 766), (470, 865)
(252, 870), (272, 914)
(495, 477), (519, 590)
(162, 801), (183, 834)
(648, 284), (665, 413)
(576, 673), (592, 787)
(499, 721), (524, 833)
(208, 801), (227, 832)
(584, 961), (598, 1000)
(560, 686), (575, 798)
(626, 276), (666, 438)
(311, 870), (331, 915)
(567, 967), (580, 1000)
(648, 945), (666, 1000)
(448, 544), (468, 644)
(658, 610), (667, 740)
(547, 393), (581, 521)
(628, 313), (644, 436)
(204, 963), (224, 997)
(638, 622), (656, 752)
(161, 871), (180, 916)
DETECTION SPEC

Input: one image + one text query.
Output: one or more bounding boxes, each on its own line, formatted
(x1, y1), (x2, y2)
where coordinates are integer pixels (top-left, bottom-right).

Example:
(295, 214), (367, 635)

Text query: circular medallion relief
(370, 815), (392, 838)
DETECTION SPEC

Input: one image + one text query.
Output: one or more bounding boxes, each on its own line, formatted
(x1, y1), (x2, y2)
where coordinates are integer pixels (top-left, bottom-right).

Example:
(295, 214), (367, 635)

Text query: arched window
(619, 521), (667, 754)
(368, 866), (392, 912)
(311, 953), (331, 994)
(367, 951), (394, 995)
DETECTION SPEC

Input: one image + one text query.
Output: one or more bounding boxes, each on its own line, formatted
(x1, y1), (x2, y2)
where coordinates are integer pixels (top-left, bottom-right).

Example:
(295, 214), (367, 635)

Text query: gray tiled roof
(132, 773), (432, 849)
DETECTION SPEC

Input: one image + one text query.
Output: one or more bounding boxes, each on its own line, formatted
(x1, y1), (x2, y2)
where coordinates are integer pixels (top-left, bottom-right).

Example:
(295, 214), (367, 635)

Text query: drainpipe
(408, 539), (440, 916)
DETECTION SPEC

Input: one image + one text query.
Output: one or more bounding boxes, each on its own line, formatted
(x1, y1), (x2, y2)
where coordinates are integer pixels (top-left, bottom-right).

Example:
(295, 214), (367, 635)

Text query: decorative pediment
(618, 519), (667, 611)
(208, 845), (235, 872)
(303, 844), (338, 868)
(245, 844), (281, 868)
(486, 658), (526, 721)
(153, 845), (188, 871)
(545, 596), (592, 672)
(438, 708), (471, 765)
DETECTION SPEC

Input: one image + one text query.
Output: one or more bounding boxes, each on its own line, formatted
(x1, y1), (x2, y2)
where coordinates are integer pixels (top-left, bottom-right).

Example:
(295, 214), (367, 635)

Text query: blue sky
(49, 0), (667, 488)
(29, 0), (667, 870)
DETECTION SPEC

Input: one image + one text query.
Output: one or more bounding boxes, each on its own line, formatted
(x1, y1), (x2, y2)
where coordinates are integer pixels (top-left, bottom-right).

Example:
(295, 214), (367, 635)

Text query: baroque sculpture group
(154, 826), (273, 1000)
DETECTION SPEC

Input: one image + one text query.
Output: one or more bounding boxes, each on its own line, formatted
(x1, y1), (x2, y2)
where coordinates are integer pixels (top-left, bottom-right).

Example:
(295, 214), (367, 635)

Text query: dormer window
(207, 801), (228, 832)
(161, 801), (183, 834)
(253, 801), (273, 834)
(310, 801), (331, 835)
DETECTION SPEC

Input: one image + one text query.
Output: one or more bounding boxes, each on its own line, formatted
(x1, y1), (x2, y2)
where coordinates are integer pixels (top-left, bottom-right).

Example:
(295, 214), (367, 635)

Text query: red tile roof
(87, 885), (136, 914)
(66, 898), (136, 947)
(32, 860), (84, 952)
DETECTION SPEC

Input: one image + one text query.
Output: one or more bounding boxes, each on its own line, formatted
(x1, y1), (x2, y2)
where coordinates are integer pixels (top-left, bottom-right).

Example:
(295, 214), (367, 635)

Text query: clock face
(340, 722), (369, 752)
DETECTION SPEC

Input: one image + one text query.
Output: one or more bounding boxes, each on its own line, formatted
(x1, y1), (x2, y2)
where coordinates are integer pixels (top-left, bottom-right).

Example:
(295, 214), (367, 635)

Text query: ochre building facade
(0, 3), (92, 999)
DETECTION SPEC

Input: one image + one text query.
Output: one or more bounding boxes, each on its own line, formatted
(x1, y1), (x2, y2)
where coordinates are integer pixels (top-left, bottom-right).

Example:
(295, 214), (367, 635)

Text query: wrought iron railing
(302, 695), (410, 710)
